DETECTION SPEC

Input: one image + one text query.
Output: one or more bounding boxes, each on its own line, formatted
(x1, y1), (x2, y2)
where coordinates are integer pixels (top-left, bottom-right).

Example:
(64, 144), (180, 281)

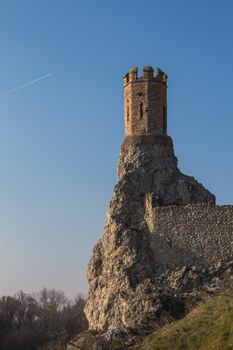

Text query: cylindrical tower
(123, 66), (168, 136)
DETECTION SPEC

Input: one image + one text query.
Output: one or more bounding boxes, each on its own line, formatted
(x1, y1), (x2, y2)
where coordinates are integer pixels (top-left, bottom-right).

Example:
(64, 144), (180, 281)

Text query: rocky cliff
(84, 134), (216, 331)
(68, 134), (233, 350)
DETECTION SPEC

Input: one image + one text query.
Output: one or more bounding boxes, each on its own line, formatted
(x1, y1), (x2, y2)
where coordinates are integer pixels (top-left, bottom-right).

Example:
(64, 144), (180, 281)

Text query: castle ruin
(68, 66), (233, 350)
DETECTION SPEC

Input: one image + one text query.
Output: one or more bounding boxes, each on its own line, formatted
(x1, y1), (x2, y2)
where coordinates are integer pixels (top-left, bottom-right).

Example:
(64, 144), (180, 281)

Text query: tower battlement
(123, 66), (168, 136)
(123, 66), (167, 85)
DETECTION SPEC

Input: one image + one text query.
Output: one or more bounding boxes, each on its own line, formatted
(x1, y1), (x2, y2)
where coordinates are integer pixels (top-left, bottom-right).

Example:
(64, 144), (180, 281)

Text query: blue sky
(0, 0), (232, 297)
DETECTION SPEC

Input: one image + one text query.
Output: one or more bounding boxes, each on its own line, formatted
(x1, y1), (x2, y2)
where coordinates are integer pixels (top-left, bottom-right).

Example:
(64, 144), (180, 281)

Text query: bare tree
(0, 288), (87, 350)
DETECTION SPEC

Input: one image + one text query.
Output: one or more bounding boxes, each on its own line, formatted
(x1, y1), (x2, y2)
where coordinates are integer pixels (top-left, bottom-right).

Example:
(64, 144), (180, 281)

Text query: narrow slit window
(140, 103), (143, 119)
(163, 107), (167, 132)
(127, 100), (130, 122)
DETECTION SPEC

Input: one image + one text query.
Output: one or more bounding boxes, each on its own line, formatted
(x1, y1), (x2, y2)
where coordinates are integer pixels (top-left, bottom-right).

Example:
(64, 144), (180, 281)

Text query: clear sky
(0, 0), (233, 298)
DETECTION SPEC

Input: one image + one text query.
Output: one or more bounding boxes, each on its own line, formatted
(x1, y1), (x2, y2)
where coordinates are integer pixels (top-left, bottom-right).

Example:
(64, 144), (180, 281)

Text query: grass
(132, 287), (233, 350)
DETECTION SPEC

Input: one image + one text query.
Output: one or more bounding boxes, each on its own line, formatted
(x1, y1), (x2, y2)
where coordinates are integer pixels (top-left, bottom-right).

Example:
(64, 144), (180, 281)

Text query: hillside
(132, 286), (233, 350)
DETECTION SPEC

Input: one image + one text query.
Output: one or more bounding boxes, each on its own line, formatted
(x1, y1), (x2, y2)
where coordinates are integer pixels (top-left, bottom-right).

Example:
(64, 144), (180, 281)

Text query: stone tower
(123, 66), (168, 136)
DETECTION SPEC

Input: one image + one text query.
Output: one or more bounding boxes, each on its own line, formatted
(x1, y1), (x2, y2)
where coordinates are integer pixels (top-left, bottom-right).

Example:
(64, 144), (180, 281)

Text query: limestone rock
(84, 135), (216, 332)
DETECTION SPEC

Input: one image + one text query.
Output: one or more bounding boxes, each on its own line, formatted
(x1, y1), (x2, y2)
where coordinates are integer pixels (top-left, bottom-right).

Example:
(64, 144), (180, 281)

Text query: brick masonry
(123, 66), (167, 136)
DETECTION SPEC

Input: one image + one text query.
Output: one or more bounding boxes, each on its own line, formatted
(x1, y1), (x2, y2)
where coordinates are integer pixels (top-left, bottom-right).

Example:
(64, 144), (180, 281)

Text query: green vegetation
(133, 288), (233, 350)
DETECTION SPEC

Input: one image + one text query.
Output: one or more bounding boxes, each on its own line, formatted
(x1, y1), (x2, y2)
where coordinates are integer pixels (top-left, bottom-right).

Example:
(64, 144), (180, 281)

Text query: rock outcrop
(84, 134), (216, 333)
(68, 263), (233, 350)
(67, 127), (233, 350)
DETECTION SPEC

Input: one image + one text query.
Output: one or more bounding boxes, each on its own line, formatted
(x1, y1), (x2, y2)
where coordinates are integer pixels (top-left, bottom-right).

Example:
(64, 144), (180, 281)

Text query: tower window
(163, 107), (167, 132)
(127, 100), (130, 122)
(140, 103), (143, 119)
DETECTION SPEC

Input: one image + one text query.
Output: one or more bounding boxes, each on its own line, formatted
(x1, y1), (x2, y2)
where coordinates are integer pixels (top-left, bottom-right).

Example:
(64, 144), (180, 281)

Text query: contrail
(0, 73), (52, 97)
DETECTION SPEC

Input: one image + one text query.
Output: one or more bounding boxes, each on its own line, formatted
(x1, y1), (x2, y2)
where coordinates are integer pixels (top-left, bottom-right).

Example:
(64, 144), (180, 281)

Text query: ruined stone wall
(145, 203), (233, 270)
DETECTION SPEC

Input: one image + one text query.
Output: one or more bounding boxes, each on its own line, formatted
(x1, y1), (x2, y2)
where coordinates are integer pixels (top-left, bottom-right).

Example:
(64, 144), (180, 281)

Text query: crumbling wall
(146, 203), (233, 269)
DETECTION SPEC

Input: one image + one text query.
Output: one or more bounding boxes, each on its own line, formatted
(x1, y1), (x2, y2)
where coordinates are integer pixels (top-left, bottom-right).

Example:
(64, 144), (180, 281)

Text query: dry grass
(132, 287), (233, 350)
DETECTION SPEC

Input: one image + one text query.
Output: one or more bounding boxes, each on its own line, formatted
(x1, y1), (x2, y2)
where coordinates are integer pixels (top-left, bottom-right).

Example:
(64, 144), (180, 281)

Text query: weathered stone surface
(118, 135), (215, 206)
(67, 329), (136, 350)
(68, 265), (233, 349)
(83, 135), (220, 333)
(147, 204), (233, 270)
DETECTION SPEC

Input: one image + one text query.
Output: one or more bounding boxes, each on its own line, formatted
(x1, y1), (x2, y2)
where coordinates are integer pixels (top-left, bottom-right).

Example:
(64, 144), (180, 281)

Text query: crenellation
(143, 66), (154, 79)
